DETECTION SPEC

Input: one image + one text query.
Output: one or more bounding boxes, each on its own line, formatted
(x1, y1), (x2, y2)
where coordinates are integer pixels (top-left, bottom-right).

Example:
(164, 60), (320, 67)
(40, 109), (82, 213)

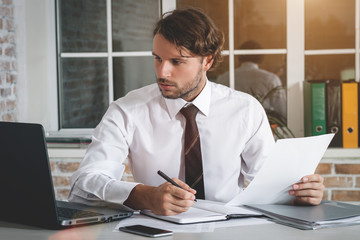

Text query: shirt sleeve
(68, 103), (140, 209)
(240, 98), (275, 181)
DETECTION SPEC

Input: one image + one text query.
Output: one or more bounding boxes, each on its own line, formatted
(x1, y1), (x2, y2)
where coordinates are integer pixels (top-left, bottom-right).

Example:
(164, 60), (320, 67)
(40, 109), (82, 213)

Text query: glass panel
(177, 0), (229, 50)
(241, 54), (287, 88)
(234, 54), (287, 121)
(60, 58), (109, 128)
(234, 0), (286, 49)
(212, 57), (230, 86)
(113, 56), (155, 99)
(59, 0), (107, 52)
(305, 0), (355, 50)
(112, 0), (160, 51)
(305, 54), (355, 81)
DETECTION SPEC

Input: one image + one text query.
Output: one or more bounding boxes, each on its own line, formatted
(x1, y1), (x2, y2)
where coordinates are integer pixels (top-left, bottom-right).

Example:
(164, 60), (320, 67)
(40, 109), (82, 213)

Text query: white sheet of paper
(114, 212), (216, 233)
(114, 212), (271, 233)
(194, 199), (261, 216)
(227, 134), (334, 206)
(213, 217), (273, 229)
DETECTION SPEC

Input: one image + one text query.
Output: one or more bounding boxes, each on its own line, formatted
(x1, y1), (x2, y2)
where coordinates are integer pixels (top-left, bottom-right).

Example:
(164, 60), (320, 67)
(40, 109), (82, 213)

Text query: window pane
(60, 58), (109, 128)
(210, 56), (230, 85)
(177, 0), (229, 50)
(305, 55), (355, 81)
(112, 0), (160, 51)
(236, 54), (287, 121)
(239, 54), (287, 88)
(234, 0), (286, 49)
(305, 0), (355, 50)
(113, 56), (155, 99)
(59, 0), (107, 52)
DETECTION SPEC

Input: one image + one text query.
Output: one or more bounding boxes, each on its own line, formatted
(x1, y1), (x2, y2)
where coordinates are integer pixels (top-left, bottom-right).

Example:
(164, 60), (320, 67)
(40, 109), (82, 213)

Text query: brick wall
(0, 0), (17, 121)
(49, 150), (134, 200)
(49, 157), (81, 201)
(50, 148), (360, 204)
(316, 157), (360, 203)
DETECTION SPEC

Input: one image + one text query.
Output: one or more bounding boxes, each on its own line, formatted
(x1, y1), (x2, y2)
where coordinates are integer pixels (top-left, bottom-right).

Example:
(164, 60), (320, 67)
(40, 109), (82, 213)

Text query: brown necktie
(180, 105), (205, 199)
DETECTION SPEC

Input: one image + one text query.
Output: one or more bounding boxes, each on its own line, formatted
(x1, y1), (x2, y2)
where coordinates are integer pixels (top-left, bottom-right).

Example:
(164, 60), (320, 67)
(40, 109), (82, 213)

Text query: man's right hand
(124, 178), (196, 216)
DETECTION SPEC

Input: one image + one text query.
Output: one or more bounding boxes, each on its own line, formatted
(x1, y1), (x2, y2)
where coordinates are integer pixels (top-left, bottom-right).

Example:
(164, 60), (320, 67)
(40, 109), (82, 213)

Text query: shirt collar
(164, 79), (211, 119)
(240, 62), (259, 70)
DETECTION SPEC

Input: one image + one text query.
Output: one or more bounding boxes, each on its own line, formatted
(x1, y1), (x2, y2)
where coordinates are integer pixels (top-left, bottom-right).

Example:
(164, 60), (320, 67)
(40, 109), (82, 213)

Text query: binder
(325, 79), (342, 147)
(246, 201), (360, 230)
(304, 81), (327, 136)
(342, 81), (358, 148)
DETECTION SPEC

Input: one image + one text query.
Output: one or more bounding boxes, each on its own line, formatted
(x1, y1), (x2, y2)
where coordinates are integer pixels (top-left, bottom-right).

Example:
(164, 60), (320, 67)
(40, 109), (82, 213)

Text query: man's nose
(158, 61), (172, 78)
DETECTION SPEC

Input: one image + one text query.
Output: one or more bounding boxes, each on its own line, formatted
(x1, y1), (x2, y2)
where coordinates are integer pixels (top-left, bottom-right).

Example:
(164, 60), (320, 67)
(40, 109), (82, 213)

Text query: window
(305, 0), (356, 81)
(176, 0), (360, 136)
(178, 0), (287, 123)
(56, 0), (160, 129)
(53, 0), (360, 138)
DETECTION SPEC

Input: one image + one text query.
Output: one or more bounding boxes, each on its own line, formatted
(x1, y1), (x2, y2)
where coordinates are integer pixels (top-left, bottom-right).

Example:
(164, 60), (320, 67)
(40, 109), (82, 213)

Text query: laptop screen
(0, 122), (60, 228)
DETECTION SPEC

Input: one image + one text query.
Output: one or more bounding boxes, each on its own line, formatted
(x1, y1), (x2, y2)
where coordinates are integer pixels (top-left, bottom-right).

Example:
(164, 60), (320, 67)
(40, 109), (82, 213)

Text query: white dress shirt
(69, 80), (275, 208)
(217, 62), (287, 120)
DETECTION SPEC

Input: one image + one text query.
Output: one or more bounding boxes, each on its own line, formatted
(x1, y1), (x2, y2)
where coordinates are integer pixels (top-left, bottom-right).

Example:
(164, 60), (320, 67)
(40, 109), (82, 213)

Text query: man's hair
(153, 7), (224, 71)
(238, 40), (264, 64)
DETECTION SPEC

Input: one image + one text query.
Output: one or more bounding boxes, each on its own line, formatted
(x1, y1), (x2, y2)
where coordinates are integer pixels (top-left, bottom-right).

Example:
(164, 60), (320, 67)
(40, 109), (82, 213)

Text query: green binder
(304, 81), (327, 136)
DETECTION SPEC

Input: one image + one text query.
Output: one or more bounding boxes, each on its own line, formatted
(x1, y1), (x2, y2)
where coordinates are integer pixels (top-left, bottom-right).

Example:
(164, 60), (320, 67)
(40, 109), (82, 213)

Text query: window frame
(48, 0), (360, 138)
(287, 0), (360, 136)
(52, 0), (171, 133)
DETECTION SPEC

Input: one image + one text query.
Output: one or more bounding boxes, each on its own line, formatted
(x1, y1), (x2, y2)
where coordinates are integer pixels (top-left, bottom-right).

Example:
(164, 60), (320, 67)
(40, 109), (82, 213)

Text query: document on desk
(141, 199), (262, 224)
(115, 211), (271, 233)
(227, 134), (334, 206)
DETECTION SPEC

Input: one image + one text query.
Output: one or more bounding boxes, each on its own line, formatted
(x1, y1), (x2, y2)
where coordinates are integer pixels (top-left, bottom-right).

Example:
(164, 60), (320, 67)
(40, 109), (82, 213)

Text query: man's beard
(157, 66), (204, 101)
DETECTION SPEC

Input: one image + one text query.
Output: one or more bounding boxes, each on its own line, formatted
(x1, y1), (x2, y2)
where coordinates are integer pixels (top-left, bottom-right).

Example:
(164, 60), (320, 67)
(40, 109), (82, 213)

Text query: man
(217, 40), (287, 122)
(69, 8), (324, 216)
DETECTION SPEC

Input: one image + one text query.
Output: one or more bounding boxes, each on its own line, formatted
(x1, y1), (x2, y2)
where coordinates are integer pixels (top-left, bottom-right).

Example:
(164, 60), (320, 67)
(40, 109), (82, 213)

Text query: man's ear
(203, 55), (214, 71)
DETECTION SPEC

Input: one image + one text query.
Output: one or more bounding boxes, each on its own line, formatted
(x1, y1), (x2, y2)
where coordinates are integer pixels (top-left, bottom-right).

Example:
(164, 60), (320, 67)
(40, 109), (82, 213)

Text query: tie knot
(180, 105), (199, 120)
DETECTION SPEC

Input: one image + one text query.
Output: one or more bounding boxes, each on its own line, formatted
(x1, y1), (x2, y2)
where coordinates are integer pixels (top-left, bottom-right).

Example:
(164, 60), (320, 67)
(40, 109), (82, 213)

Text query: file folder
(304, 81), (326, 136)
(246, 201), (360, 230)
(342, 81), (358, 148)
(325, 79), (342, 147)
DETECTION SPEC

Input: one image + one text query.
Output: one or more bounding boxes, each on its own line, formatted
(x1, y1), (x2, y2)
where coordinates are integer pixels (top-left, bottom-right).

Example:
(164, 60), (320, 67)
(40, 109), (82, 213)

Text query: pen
(157, 170), (197, 201)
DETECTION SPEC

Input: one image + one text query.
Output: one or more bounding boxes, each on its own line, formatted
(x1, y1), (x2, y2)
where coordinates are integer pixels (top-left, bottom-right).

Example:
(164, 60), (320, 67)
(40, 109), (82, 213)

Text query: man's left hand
(289, 174), (325, 205)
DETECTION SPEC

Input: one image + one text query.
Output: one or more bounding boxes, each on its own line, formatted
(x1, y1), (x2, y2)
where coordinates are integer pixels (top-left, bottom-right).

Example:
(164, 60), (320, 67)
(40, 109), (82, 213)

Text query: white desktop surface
(1, 220), (360, 240)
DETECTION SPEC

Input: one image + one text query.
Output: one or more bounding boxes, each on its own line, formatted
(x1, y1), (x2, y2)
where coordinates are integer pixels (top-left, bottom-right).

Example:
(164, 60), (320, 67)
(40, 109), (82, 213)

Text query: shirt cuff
(104, 179), (141, 206)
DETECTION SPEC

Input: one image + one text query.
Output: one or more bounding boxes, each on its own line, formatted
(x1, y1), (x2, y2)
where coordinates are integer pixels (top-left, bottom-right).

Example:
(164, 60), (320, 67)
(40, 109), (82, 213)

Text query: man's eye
(172, 60), (182, 65)
(154, 57), (162, 62)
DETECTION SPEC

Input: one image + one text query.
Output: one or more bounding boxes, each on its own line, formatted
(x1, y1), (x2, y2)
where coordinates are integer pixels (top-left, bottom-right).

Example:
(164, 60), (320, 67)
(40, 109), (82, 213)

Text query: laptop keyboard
(57, 207), (103, 219)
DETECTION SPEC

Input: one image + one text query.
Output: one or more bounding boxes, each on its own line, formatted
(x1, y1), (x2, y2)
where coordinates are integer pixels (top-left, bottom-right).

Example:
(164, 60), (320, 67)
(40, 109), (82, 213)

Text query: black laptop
(0, 121), (133, 229)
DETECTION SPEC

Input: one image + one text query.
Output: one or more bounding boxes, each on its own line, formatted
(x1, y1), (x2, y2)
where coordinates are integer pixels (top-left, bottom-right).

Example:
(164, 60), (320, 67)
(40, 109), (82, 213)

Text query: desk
(1, 220), (360, 240)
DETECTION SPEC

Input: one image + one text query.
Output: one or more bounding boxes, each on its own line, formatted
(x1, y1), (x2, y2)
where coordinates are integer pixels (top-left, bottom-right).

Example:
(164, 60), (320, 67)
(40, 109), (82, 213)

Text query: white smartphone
(119, 224), (173, 238)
